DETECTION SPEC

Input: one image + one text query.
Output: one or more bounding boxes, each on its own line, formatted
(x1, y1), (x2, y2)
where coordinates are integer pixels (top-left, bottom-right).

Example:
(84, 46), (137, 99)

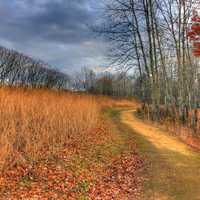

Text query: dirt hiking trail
(121, 109), (200, 200)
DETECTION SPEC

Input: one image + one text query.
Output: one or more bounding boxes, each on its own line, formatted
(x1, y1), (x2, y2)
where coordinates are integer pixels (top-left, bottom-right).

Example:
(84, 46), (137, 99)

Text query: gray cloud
(0, 0), (107, 73)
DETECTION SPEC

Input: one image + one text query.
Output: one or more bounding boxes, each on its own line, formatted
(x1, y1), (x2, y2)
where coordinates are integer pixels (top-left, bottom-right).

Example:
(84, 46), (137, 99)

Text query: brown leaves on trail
(0, 153), (143, 200)
(0, 117), (144, 200)
(89, 153), (143, 200)
(0, 163), (79, 199)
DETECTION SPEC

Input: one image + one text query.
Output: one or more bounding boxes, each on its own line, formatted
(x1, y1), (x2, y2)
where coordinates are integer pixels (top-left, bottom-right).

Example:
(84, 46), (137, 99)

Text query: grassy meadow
(0, 87), (100, 169)
(0, 87), (141, 199)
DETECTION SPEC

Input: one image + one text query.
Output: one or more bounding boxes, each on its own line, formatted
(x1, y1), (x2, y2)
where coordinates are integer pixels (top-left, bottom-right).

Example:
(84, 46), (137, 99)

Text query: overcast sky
(0, 0), (107, 74)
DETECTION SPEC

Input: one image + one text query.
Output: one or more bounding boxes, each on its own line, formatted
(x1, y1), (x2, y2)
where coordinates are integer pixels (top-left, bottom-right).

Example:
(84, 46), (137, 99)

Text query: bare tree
(98, 0), (200, 123)
(0, 46), (71, 90)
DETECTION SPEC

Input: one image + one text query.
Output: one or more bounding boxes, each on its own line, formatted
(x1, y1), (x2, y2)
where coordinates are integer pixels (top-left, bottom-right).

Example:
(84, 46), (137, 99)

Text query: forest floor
(120, 108), (200, 200)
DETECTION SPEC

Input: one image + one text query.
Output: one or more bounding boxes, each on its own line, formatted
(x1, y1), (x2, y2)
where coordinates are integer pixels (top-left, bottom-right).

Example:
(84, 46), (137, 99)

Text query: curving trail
(121, 109), (200, 200)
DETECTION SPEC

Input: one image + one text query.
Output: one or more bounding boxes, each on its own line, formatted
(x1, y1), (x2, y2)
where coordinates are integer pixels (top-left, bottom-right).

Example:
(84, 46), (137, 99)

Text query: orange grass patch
(0, 87), (100, 169)
(0, 87), (142, 199)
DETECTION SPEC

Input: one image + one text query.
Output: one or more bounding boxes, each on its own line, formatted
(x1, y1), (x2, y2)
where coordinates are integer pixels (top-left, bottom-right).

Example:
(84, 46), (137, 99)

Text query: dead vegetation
(0, 87), (99, 169)
(0, 87), (142, 199)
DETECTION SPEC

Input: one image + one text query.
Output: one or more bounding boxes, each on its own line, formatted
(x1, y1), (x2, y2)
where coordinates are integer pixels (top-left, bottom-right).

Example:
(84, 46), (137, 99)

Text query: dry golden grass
(0, 87), (100, 169)
(96, 95), (139, 109)
(0, 92), (142, 199)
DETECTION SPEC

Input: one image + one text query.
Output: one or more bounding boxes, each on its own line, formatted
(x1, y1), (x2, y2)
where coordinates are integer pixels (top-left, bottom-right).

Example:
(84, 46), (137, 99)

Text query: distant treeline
(0, 45), (71, 90)
(73, 67), (140, 97)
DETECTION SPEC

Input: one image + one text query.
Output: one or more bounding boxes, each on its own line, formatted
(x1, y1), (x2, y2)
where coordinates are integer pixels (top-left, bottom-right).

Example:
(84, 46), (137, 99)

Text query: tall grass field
(0, 87), (100, 169)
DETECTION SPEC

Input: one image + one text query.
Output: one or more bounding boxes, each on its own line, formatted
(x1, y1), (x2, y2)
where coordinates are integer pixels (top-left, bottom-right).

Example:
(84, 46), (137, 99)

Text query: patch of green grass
(105, 108), (121, 120)
(76, 180), (90, 200)
(77, 180), (89, 194)
(78, 197), (89, 200)
(18, 175), (35, 188)
(105, 108), (138, 152)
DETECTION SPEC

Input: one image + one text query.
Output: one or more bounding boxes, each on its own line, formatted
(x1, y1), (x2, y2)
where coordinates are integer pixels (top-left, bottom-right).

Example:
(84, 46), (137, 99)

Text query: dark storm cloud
(0, 0), (107, 73)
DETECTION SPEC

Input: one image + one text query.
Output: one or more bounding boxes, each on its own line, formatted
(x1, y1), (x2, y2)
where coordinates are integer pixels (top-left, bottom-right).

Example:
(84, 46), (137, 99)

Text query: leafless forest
(0, 46), (70, 89)
(93, 0), (200, 130)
